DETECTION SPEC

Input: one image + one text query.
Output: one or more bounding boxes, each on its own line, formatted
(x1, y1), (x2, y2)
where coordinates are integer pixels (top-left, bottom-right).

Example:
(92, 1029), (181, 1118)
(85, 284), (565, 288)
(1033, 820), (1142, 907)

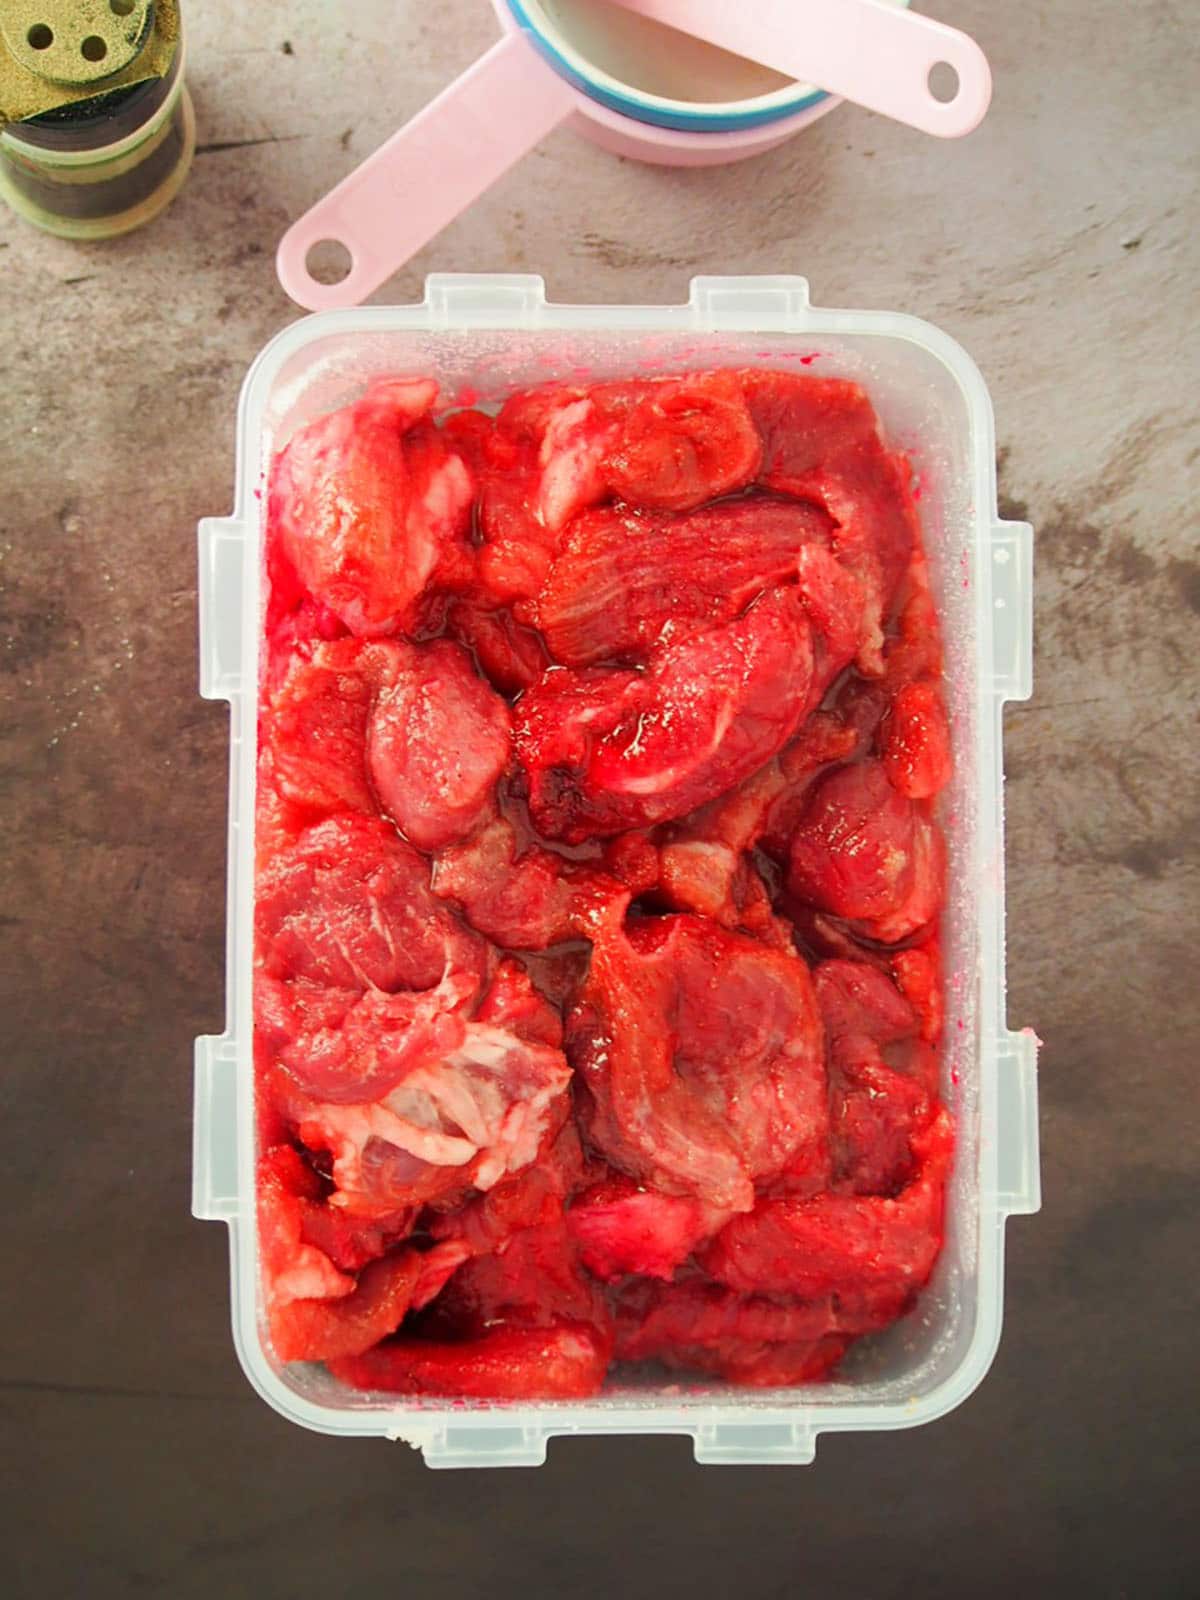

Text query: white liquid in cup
(536, 0), (796, 105)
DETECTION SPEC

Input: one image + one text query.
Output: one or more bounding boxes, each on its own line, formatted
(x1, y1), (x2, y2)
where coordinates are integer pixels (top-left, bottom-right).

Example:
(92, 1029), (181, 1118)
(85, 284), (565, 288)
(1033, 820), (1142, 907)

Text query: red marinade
(254, 369), (954, 1399)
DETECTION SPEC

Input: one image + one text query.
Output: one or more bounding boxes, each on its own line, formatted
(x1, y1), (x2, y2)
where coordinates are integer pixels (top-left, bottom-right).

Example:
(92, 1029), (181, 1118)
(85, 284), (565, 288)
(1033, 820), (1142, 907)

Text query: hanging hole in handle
(305, 239), (354, 286)
(928, 62), (960, 103)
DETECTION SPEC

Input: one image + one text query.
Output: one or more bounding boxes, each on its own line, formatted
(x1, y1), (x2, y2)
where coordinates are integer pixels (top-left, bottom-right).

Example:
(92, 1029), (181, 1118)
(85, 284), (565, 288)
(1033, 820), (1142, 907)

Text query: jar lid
(0, 0), (178, 125)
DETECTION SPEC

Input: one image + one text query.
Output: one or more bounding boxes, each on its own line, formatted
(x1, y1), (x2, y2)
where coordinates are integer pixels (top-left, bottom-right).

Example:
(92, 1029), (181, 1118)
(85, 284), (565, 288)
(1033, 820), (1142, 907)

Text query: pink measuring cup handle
(610, 0), (992, 138)
(276, 33), (576, 311)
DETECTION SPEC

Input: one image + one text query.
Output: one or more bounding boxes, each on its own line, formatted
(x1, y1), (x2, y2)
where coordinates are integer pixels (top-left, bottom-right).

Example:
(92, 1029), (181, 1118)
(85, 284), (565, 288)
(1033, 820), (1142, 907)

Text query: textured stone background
(2, 0), (1196, 1594)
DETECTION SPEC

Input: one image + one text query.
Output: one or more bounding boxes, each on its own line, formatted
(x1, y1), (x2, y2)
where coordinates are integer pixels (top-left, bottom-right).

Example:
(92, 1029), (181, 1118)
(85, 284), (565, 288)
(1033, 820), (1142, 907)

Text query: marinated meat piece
(403, 420), (477, 594)
(296, 1194), (415, 1275)
(438, 405), (494, 476)
(740, 370), (917, 672)
(268, 379), (472, 636)
(888, 555), (944, 678)
(536, 393), (622, 533)
(791, 542), (871, 709)
(517, 589), (813, 843)
(536, 497), (833, 667)
(762, 721), (864, 858)
(567, 1176), (730, 1282)
(890, 942), (944, 1044)
(367, 639), (511, 851)
(834, 558), (947, 754)
(415, 1173), (614, 1388)
(694, 1336), (852, 1386)
(261, 960), (573, 1219)
(614, 1278), (834, 1360)
(277, 1087), (481, 1216)
(651, 715), (856, 932)
(422, 1218), (608, 1340)
(257, 1145), (354, 1308)
(657, 839), (778, 937)
(408, 1241), (475, 1313)
(269, 1250), (422, 1364)
(423, 1012), (574, 1194)
(602, 830), (660, 895)
(259, 637), (381, 818)
(606, 372), (763, 512)
(810, 959), (935, 1196)
(477, 386), (623, 605)
(281, 1013), (571, 1214)
(257, 1127), (415, 1299)
(786, 904), (889, 966)
(809, 952), (940, 1193)
(445, 599), (550, 694)
(786, 761), (946, 944)
(827, 1038), (933, 1195)
(511, 663), (641, 837)
(700, 1108), (953, 1313)
(813, 958), (919, 1046)
(262, 527), (351, 694)
(255, 814), (486, 992)
(515, 943), (592, 1012)
(570, 911), (829, 1211)
(580, 591), (814, 830)
(700, 716), (852, 854)
(433, 817), (574, 949)
(879, 679), (953, 799)
(472, 958), (565, 1047)
(430, 1116), (583, 1258)
(255, 970), (477, 1105)
(712, 1335), (848, 1383)
(433, 816), (609, 950)
(260, 635), (511, 850)
(480, 373), (800, 605)
(329, 1321), (610, 1398)
(614, 1278), (857, 1383)
(477, 466), (554, 607)
(742, 372), (879, 484)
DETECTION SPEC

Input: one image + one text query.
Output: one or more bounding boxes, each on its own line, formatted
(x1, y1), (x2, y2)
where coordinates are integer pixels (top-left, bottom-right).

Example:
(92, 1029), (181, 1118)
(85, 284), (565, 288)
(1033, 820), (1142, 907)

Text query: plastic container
(194, 273), (1039, 1468)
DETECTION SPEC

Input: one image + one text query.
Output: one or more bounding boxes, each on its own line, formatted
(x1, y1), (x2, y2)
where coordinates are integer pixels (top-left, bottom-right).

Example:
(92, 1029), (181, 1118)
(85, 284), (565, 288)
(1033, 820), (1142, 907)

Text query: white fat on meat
(271, 1248), (354, 1308)
(536, 399), (618, 532)
(300, 1023), (571, 1208)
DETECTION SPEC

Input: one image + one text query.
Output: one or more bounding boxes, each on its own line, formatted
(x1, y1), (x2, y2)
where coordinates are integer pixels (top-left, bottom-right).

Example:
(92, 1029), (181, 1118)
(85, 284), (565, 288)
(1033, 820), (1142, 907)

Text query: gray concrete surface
(2, 0), (1196, 1594)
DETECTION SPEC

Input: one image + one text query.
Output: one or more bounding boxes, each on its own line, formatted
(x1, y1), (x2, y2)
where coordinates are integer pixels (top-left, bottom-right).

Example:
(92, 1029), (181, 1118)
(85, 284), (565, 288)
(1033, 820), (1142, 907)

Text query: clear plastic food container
(194, 274), (1039, 1467)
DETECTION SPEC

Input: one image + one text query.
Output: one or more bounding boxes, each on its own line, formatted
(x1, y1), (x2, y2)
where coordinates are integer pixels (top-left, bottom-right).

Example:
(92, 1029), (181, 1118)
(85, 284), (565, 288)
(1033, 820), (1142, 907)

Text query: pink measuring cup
(277, 0), (990, 312)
